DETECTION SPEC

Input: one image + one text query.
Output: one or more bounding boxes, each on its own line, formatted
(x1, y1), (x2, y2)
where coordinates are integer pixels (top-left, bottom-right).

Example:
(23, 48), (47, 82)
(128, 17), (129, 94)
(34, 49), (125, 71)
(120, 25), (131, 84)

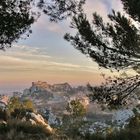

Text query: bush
(0, 119), (51, 140)
(83, 128), (140, 140)
(0, 109), (8, 121)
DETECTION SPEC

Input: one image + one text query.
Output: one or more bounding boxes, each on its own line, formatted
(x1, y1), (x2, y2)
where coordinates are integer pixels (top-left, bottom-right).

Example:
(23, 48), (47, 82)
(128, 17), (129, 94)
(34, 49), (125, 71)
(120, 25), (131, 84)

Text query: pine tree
(64, 0), (140, 108)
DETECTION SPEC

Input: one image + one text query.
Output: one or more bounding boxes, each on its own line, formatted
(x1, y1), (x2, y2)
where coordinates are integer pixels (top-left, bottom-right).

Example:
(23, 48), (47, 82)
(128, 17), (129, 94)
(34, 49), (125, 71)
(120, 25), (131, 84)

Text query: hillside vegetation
(0, 96), (140, 140)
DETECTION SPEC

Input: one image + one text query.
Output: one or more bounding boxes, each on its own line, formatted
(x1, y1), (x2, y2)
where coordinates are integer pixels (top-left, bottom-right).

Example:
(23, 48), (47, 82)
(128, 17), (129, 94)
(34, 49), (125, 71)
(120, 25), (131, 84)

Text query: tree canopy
(0, 0), (85, 49)
(0, 0), (37, 50)
(37, 0), (85, 22)
(66, 99), (86, 118)
(65, 0), (140, 70)
(1, 0), (140, 108)
(1, 0), (140, 70)
(64, 0), (140, 108)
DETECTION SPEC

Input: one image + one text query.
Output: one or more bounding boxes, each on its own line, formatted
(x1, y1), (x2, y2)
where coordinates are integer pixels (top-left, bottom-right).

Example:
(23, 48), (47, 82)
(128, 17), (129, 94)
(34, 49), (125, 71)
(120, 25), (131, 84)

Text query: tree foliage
(38, 0), (85, 22)
(0, 109), (8, 121)
(7, 97), (22, 113)
(64, 0), (140, 108)
(65, 4), (140, 70)
(0, 0), (38, 50)
(87, 75), (140, 109)
(66, 99), (86, 118)
(0, 0), (85, 49)
(121, 0), (140, 22)
(7, 97), (34, 113)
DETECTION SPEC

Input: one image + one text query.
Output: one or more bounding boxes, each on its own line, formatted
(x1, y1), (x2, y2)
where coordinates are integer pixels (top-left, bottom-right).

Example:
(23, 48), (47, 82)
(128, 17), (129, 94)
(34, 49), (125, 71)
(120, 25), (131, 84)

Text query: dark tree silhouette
(87, 75), (140, 109)
(64, 0), (140, 108)
(0, 0), (37, 50)
(37, 0), (85, 22)
(64, 10), (140, 70)
(0, 0), (85, 49)
(121, 0), (140, 22)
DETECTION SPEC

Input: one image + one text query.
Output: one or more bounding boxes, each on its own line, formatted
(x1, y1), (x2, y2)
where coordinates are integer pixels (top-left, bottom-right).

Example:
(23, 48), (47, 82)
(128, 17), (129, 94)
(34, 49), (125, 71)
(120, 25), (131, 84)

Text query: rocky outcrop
(31, 81), (52, 93)
(17, 81), (91, 120)
(30, 81), (73, 93)
(0, 95), (9, 109)
(22, 82), (53, 100)
(51, 83), (72, 92)
(27, 112), (53, 134)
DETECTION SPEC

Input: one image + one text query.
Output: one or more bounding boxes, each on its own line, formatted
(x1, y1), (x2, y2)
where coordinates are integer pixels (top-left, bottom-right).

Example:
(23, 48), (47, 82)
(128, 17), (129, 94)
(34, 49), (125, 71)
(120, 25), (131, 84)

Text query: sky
(0, 0), (132, 93)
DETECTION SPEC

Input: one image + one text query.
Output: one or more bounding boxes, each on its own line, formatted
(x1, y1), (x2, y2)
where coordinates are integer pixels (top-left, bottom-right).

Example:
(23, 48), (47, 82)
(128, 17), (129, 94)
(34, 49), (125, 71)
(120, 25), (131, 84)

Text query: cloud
(1, 44), (52, 61)
(0, 0), (131, 91)
(0, 44), (100, 74)
(84, 0), (109, 21)
(108, 0), (123, 12)
(33, 14), (66, 34)
(48, 62), (80, 68)
(83, 0), (124, 22)
(33, 0), (115, 35)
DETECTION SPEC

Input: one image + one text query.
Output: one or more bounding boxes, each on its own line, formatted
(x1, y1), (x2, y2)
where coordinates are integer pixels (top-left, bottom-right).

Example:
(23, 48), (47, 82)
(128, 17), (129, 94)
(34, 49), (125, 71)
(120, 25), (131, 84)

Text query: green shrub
(0, 119), (51, 140)
(83, 128), (140, 140)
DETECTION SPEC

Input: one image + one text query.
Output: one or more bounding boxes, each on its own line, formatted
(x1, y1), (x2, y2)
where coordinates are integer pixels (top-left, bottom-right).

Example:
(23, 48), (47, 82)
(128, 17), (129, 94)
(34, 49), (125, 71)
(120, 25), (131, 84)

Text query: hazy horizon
(0, 78), (105, 94)
(0, 0), (128, 93)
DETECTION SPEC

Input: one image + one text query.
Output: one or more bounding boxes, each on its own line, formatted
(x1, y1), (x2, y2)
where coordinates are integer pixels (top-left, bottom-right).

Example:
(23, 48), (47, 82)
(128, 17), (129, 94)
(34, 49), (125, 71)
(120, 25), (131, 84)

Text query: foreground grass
(83, 128), (140, 140)
(0, 120), (51, 140)
(0, 119), (140, 140)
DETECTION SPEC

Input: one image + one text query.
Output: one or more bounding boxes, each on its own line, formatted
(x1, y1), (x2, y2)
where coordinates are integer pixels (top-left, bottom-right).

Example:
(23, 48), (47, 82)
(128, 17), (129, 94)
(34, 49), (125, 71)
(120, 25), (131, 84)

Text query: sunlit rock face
(31, 81), (52, 93)
(51, 83), (73, 92)
(0, 95), (9, 105)
(30, 81), (73, 93)
(27, 112), (53, 134)
(0, 95), (9, 109)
